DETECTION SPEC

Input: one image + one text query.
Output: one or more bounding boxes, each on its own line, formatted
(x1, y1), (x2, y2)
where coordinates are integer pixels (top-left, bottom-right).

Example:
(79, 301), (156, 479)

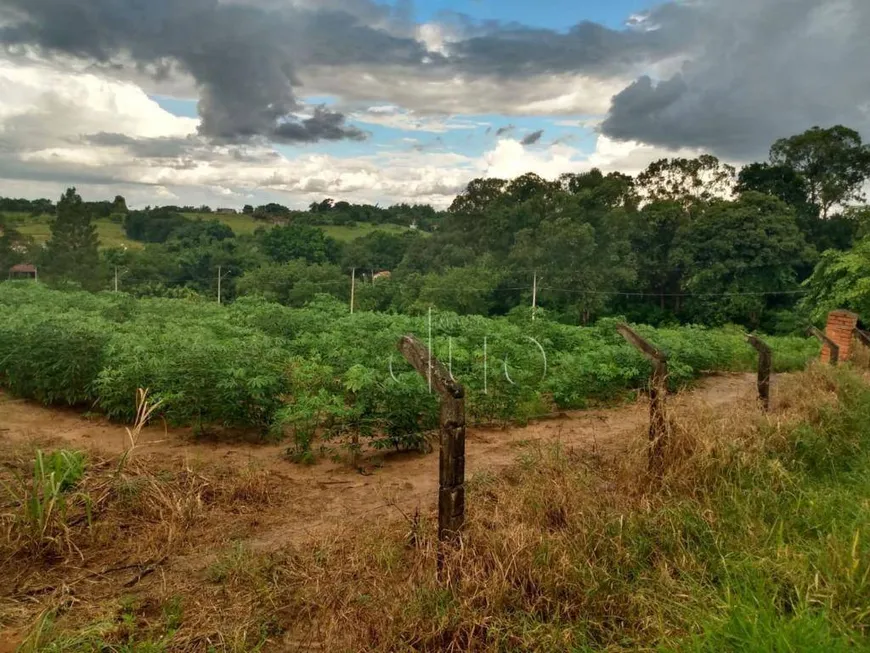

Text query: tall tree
(630, 201), (689, 312)
(800, 235), (870, 322)
(677, 192), (812, 327)
(42, 188), (101, 289)
(636, 155), (736, 209)
(0, 214), (29, 273)
(769, 125), (870, 219)
(258, 224), (341, 264)
(111, 195), (128, 214)
(736, 163), (812, 210)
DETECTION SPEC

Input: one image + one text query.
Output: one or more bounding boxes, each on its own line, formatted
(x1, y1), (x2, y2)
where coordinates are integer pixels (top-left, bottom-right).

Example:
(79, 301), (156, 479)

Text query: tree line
(2, 124), (870, 332)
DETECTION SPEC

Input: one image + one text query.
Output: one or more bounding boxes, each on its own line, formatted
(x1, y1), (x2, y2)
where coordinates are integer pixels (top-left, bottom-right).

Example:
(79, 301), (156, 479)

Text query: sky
(0, 0), (868, 209)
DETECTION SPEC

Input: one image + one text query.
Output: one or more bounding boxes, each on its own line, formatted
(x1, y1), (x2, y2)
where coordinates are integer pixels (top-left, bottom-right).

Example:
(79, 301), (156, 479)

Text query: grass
(0, 449), (88, 555)
(12, 213), (141, 250)
(321, 222), (413, 242)
(180, 212), (262, 236)
(5, 365), (870, 651)
(182, 212), (415, 241)
(7, 211), (412, 249)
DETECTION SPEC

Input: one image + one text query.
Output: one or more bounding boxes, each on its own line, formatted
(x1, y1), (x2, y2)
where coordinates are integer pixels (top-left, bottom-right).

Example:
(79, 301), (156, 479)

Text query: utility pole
(114, 266), (119, 293)
(428, 306), (433, 393)
(350, 268), (356, 314)
(532, 271), (538, 321)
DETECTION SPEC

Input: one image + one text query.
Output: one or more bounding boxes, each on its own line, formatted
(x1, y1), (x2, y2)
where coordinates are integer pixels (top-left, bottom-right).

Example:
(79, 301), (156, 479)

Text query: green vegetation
(0, 284), (817, 452)
(321, 222), (411, 242)
(1, 449), (88, 554)
(14, 213), (136, 249)
(2, 124), (870, 331)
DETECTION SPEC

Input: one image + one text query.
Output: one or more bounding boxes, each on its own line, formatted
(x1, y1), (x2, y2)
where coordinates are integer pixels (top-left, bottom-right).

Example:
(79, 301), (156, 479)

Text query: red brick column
(822, 310), (859, 364)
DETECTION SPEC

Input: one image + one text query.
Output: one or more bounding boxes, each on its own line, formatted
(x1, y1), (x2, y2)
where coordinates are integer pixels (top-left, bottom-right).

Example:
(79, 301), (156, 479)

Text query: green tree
(411, 264), (505, 316)
(630, 201), (689, 312)
(769, 125), (870, 218)
(511, 210), (635, 324)
(258, 224), (341, 264)
(111, 195), (128, 214)
(637, 155), (736, 209)
(0, 214), (29, 273)
(678, 193), (812, 327)
(800, 235), (870, 322)
(559, 169), (638, 210)
(342, 231), (416, 273)
(42, 188), (101, 289)
(237, 260), (347, 306)
(736, 163), (811, 210)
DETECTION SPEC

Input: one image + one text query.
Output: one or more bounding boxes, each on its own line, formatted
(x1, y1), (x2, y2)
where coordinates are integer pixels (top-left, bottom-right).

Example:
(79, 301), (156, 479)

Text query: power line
(266, 275), (808, 299)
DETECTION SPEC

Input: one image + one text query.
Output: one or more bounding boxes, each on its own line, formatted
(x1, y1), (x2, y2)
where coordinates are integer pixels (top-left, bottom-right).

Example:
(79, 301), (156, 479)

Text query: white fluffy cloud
(0, 54), (700, 208)
(0, 58), (198, 144)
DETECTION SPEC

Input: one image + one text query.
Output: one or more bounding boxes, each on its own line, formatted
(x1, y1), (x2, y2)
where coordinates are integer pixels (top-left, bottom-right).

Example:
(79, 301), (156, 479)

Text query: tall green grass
(1, 449), (88, 554)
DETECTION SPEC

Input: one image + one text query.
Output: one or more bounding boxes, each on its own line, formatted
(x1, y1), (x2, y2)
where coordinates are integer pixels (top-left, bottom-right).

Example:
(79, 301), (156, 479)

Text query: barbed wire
(230, 274), (808, 299)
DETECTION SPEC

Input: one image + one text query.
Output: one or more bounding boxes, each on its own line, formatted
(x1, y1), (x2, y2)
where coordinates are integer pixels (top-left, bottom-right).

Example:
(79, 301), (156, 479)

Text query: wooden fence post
(746, 335), (772, 412)
(855, 328), (870, 350)
(397, 335), (466, 546)
(808, 326), (839, 366)
(616, 324), (669, 475)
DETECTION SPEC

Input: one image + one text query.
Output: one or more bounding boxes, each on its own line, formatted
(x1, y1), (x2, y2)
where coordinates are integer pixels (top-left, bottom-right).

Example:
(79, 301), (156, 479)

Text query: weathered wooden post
(397, 335), (466, 545)
(616, 324), (669, 475)
(855, 328), (870, 350)
(746, 335), (772, 412)
(808, 326), (839, 366)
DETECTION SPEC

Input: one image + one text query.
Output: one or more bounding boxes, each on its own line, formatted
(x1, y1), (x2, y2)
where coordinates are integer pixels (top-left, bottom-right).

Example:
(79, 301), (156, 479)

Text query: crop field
(0, 283), (818, 456)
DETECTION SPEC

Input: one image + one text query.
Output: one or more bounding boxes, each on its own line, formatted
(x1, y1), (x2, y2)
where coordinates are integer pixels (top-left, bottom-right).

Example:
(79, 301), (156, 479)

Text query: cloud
(0, 0), (679, 131)
(520, 130), (544, 146)
(1, 0), (869, 206)
(273, 107), (367, 143)
(352, 105), (484, 133)
(495, 124), (515, 137)
(601, 0), (870, 158)
(0, 0), (422, 143)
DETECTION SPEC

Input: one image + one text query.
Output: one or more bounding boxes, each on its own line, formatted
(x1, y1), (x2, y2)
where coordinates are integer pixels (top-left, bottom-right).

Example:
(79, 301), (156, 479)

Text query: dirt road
(0, 373), (759, 545)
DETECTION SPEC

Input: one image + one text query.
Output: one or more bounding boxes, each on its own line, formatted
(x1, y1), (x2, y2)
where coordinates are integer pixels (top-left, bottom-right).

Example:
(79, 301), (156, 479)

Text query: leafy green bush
(0, 284), (822, 444)
(0, 307), (108, 405)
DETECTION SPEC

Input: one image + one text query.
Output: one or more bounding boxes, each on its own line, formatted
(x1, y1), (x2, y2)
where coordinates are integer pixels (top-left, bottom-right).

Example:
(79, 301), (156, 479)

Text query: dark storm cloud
(601, 0), (870, 158)
(520, 130), (544, 146)
(0, 0), (426, 143)
(2, 0), (868, 160)
(495, 124), (515, 137)
(273, 107), (367, 143)
(446, 17), (680, 78)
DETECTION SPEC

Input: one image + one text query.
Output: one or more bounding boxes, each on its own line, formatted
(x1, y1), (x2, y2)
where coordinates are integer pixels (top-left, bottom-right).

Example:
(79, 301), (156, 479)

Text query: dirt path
(0, 373), (759, 547)
(0, 374), (764, 647)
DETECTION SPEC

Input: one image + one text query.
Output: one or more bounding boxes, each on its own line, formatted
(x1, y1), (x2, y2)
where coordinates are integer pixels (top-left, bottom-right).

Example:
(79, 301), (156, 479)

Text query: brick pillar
(821, 310), (859, 364)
